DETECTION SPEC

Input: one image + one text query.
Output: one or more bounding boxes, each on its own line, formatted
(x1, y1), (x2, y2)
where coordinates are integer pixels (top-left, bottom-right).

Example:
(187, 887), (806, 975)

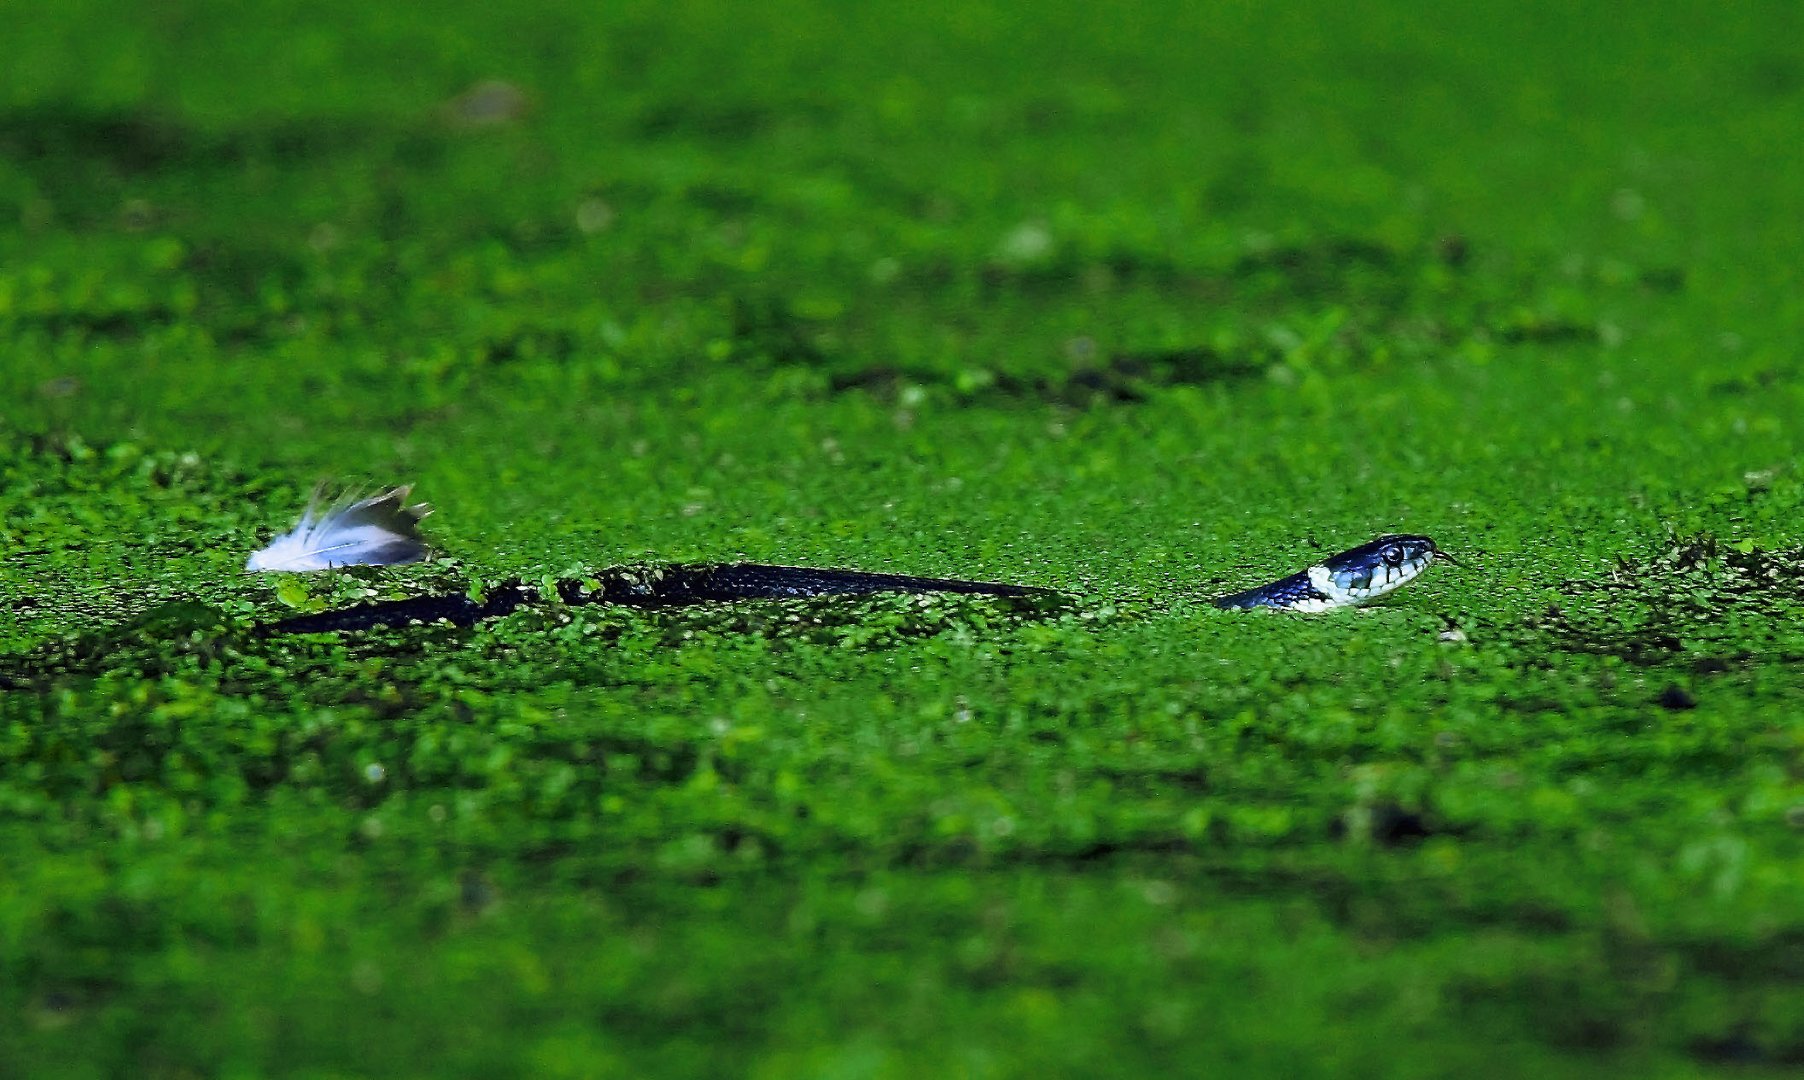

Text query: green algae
(5, 1), (1804, 1075)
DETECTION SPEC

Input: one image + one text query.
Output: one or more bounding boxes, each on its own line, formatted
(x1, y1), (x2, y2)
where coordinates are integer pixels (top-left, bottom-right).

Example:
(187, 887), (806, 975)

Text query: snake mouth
(1432, 549), (1462, 568)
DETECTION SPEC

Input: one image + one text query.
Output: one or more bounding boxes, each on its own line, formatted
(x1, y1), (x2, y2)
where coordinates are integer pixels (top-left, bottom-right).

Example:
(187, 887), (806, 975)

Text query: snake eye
(1381, 544), (1406, 567)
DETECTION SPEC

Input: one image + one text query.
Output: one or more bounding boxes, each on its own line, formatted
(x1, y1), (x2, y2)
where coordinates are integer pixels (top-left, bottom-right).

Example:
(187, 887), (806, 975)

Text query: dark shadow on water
(0, 102), (438, 175)
(1535, 536), (1804, 669)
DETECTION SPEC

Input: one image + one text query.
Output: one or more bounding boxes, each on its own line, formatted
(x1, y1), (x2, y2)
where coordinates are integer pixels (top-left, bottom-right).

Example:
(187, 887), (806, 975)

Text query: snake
(260, 534), (1453, 635)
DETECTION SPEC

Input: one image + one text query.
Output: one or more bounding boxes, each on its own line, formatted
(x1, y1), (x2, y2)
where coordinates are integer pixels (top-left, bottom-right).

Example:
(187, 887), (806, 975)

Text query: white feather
(247, 486), (432, 572)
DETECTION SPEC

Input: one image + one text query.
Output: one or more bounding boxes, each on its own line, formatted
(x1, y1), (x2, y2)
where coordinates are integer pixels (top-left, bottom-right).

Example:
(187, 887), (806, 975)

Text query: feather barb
(246, 485), (432, 572)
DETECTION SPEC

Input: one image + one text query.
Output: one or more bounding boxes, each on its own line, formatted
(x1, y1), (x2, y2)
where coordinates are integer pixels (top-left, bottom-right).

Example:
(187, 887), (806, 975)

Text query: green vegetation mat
(5, 1), (1804, 1075)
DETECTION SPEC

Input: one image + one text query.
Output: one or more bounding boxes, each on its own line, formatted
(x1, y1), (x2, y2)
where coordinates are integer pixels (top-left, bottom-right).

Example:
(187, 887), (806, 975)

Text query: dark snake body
(262, 563), (1053, 635)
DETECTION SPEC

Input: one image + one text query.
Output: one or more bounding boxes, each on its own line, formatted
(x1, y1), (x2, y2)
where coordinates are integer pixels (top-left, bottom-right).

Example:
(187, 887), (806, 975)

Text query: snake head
(1313, 534), (1450, 606)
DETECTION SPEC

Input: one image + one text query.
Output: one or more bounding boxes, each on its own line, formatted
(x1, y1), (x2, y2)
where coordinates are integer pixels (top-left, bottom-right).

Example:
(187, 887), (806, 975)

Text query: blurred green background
(5, 1), (1804, 1076)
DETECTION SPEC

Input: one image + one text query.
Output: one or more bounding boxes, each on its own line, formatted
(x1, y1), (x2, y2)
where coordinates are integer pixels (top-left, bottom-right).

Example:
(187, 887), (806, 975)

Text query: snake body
(261, 536), (1449, 635)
